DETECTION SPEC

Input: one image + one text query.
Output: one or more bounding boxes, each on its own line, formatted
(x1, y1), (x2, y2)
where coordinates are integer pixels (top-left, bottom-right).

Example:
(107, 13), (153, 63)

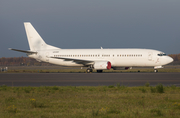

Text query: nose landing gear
(154, 66), (163, 73)
(154, 69), (158, 73)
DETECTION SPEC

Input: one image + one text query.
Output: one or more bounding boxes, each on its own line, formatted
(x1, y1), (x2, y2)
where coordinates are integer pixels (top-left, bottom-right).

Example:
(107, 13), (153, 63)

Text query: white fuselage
(11, 23), (173, 71)
(29, 48), (173, 68)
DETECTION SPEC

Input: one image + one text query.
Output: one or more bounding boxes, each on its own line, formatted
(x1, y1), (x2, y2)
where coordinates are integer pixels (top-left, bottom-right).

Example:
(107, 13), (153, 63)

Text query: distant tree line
(0, 54), (180, 66)
(168, 54), (180, 65)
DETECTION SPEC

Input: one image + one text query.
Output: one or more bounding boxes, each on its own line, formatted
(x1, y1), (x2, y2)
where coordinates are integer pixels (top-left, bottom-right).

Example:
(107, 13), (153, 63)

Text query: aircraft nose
(167, 56), (173, 64)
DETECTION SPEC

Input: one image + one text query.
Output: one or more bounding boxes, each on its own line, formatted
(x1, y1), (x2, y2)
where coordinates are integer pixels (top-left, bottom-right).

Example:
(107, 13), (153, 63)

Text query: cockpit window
(163, 54), (166, 56)
(158, 53), (166, 56)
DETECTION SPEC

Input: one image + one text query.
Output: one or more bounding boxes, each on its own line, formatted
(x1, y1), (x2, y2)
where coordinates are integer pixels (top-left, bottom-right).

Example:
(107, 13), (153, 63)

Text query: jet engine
(93, 61), (111, 70)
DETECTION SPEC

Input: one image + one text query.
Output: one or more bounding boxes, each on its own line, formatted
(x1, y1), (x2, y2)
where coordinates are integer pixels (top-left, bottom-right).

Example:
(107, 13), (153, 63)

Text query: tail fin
(24, 22), (59, 51)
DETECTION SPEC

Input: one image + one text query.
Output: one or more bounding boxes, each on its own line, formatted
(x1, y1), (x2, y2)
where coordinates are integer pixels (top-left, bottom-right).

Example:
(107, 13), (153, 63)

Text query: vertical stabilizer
(24, 22), (59, 51)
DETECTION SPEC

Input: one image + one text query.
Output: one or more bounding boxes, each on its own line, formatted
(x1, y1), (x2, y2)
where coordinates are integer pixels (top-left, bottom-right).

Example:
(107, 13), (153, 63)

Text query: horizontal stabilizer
(9, 48), (37, 54)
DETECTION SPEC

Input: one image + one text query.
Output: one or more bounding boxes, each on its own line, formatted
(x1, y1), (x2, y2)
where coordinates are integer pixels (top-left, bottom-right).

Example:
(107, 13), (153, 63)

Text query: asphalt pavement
(0, 73), (180, 87)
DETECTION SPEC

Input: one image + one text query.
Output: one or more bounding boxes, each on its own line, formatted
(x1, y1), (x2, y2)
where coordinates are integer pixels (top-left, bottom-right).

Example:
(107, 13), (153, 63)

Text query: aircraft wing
(51, 57), (94, 65)
(9, 48), (37, 54)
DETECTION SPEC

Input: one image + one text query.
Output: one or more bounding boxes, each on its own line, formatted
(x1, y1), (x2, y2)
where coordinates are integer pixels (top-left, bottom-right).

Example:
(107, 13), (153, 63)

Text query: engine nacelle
(93, 61), (111, 70)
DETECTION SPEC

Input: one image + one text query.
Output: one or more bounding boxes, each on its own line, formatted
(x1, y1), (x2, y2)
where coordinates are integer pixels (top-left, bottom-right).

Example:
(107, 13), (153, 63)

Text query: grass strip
(0, 84), (180, 118)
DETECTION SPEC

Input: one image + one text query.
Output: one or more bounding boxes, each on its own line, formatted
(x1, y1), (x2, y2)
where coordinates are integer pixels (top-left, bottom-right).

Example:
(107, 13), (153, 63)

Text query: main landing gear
(97, 70), (103, 73)
(86, 68), (103, 73)
(86, 68), (93, 73)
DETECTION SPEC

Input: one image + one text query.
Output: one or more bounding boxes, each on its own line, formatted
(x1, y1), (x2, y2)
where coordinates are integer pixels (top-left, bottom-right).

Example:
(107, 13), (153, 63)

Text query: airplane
(9, 22), (173, 73)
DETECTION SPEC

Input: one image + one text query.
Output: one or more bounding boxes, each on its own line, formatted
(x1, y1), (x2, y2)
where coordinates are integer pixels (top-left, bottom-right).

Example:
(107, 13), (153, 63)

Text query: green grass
(0, 84), (180, 118)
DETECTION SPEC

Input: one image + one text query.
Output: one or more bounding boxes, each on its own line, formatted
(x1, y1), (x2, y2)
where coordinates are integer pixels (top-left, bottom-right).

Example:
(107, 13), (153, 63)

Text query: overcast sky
(0, 0), (180, 57)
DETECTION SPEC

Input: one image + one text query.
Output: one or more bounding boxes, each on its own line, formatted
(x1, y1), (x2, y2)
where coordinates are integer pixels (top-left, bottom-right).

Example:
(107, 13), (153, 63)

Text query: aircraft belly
(114, 58), (154, 67)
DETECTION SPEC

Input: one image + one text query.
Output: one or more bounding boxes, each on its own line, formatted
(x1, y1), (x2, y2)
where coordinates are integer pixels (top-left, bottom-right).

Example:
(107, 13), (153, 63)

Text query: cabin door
(46, 52), (49, 62)
(148, 52), (152, 61)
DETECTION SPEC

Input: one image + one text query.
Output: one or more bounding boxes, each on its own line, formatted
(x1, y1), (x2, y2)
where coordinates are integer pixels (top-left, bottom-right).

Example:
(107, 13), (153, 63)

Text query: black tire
(90, 69), (93, 72)
(86, 68), (92, 73)
(154, 69), (158, 73)
(97, 70), (103, 73)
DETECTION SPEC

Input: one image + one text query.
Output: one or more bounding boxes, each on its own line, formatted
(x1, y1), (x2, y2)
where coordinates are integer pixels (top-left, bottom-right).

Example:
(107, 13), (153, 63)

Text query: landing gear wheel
(86, 68), (93, 73)
(154, 69), (158, 73)
(97, 70), (103, 73)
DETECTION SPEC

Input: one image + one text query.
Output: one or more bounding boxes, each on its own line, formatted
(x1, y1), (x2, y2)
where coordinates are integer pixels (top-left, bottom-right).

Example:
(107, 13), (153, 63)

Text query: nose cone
(167, 56), (173, 64)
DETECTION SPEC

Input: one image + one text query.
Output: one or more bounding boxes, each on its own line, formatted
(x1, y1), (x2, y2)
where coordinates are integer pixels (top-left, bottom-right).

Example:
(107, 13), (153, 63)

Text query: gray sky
(0, 0), (180, 57)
